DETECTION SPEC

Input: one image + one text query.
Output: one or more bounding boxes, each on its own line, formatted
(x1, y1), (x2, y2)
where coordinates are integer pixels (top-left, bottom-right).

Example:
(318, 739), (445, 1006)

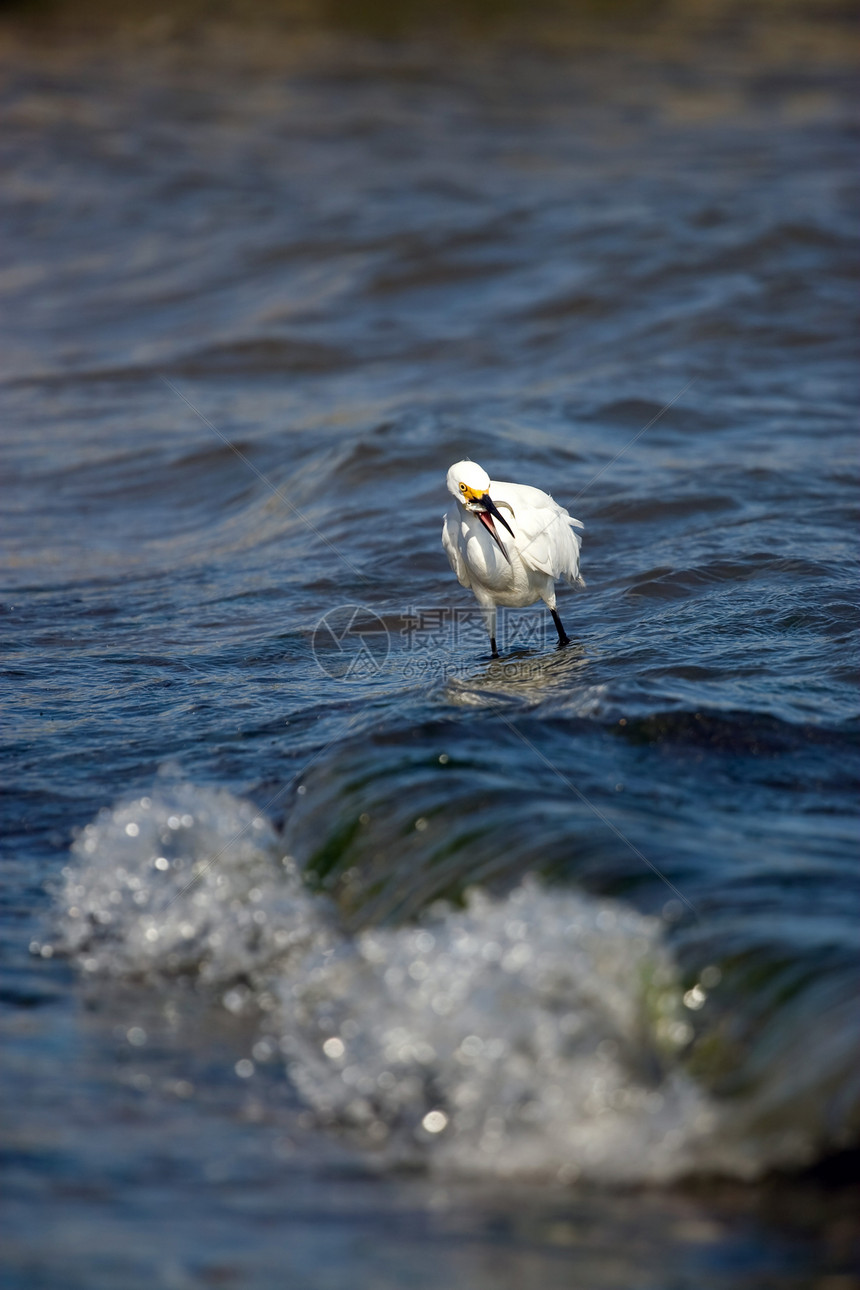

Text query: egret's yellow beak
(465, 491), (515, 563)
(468, 492), (515, 538)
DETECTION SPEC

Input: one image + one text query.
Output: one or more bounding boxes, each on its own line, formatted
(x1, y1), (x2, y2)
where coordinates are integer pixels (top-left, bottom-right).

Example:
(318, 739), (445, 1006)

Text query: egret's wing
(442, 506), (471, 588)
(492, 481), (584, 586)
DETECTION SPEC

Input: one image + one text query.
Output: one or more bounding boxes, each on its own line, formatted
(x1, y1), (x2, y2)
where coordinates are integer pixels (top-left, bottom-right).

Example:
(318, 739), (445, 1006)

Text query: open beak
(480, 494), (515, 537)
(470, 492), (515, 561)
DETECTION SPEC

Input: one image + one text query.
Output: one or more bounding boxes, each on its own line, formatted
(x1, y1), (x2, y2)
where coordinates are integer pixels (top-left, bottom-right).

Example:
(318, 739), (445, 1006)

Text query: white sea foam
(55, 783), (761, 1183)
(278, 882), (716, 1183)
(60, 784), (333, 983)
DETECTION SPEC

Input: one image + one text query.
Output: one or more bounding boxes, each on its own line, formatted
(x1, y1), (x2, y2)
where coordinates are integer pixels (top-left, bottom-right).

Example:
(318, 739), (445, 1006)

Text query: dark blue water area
(1, 6), (859, 1287)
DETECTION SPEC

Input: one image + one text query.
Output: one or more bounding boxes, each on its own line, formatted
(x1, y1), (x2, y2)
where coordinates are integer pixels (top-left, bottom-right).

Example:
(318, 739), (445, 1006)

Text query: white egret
(442, 459), (584, 658)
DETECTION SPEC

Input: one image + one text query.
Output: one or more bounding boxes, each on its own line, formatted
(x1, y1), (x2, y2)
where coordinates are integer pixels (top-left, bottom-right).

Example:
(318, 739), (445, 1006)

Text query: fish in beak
(468, 492), (515, 562)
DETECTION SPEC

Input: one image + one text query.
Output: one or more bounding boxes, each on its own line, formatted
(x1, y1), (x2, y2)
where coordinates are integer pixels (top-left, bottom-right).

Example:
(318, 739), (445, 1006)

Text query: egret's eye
(459, 483), (467, 492)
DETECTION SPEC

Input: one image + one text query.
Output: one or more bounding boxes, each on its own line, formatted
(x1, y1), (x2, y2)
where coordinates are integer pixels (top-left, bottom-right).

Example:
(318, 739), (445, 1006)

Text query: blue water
(1, 4), (859, 1286)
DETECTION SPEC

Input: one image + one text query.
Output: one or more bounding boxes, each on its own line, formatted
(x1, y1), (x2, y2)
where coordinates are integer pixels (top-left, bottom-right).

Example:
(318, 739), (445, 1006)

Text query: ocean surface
(1, 3), (858, 1286)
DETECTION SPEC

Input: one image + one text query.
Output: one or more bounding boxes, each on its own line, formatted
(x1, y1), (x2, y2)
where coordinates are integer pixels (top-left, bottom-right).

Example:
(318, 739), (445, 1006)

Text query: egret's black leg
(490, 637), (499, 659)
(551, 608), (570, 649)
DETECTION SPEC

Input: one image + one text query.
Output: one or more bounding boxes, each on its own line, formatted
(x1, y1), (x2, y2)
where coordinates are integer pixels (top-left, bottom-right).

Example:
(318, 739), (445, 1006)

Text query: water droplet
(683, 985), (706, 1010)
(421, 1110), (448, 1134)
(223, 987), (249, 1015)
(459, 1035), (483, 1058)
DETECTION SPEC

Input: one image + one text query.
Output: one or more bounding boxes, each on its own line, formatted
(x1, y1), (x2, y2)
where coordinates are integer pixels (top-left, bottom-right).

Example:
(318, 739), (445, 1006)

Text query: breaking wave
(54, 781), (858, 1186)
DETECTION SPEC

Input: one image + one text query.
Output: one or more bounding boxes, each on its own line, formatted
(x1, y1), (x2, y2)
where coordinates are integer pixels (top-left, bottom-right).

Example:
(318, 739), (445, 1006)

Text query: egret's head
(445, 459), (515, 557)
(446, 460), (491, 505)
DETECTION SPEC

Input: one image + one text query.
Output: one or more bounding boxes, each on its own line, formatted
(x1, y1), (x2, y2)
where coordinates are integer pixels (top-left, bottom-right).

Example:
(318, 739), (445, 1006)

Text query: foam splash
(278, 883), (715, 1183)
(57, 784), (720, 1183)
(60, 784), (332, 983)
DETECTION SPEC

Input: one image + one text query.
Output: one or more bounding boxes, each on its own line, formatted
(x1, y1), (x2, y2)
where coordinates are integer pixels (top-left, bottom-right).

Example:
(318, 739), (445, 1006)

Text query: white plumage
(442, 459), (584, 657)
